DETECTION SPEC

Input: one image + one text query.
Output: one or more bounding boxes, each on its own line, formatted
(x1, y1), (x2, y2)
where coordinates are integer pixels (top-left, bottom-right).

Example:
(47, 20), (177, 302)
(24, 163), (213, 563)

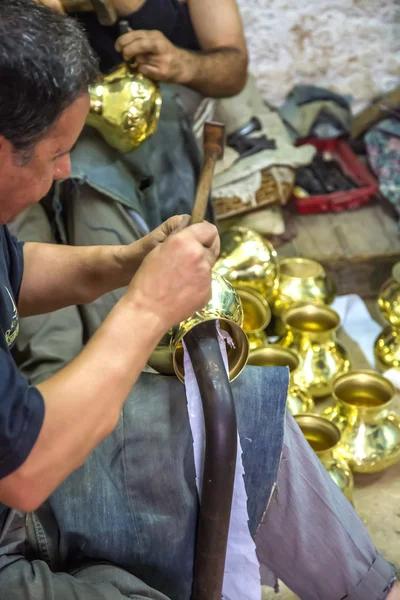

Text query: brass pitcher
(147, 272), (249, 382)
(374, 263), (400, 371)
(279, 303), (351, 399)
(295, 414), (354, 502)
(324, 371), (400, 474)
(214, 227), (279, 302)
(87, 62), (162, 153)
(247, 346), (314, 415)
(273, 257), (336, 318)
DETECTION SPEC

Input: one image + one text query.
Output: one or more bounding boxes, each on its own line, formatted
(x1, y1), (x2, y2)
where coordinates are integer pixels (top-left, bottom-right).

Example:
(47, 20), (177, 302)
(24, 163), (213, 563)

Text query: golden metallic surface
(374, 325), (400, 371)
(273, 257), (336, 318)
(324, 371), (400, 474)
(295, 414), (354, 502)
(377, 263), (400, 326)
(247, 330), (269, 352)
(87, 63), (162, 154)
(279, 303), (351, 399)
(214, 227), (279, 302)
(237, 288), (271, 334)
(248, 345), (314, 415)
(148, 272), (249, 382)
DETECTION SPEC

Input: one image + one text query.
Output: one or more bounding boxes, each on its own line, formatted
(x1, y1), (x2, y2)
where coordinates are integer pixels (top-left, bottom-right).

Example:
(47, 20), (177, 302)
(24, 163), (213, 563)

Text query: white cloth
(183, 325), (261, 600)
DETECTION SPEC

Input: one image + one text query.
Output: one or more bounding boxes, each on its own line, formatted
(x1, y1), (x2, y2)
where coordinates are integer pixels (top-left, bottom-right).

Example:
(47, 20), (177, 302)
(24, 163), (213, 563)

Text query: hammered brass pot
(273, 257), (336, 318)
(295, 414), (354, 502)
(87, 62), (162, 153)
(147, 272), (249, 382)
(248, 346), (314, 415)
(279, 303), (351, 399)
(377, 262), (400, 327)
(214, 227), (279, 302)
(237, 287), (271, 352)
(374, 326), (400, 371)
(323, 371), (400, 474)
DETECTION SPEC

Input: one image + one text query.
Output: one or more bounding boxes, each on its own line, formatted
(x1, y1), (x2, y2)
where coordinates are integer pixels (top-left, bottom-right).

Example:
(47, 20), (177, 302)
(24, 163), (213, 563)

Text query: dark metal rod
(185, 320), (237, 600)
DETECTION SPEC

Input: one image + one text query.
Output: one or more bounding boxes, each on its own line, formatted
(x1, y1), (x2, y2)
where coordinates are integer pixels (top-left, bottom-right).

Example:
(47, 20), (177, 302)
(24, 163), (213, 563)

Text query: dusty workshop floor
(262, 298), (400, 598)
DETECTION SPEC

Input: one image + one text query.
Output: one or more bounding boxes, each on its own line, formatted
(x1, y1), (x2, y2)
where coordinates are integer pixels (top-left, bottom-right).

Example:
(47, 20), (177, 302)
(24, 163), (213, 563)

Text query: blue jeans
(0, 367), (396, 599)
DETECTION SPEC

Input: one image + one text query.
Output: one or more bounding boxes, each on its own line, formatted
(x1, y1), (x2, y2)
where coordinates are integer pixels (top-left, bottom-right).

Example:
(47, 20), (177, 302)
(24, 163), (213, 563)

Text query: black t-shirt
(0, 226), (44, 482)
(73, 0), (200, 73)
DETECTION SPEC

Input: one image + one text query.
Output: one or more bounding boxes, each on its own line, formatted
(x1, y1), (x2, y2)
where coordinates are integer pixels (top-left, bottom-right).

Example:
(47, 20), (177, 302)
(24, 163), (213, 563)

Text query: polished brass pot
(148, 272), (249, 382)
(247, 330), (269, 352)
(248, 346), (314, 415)
(295, 414), (354, 502)
(324, 371), (400, 473)
(273, 257), (336, 318)
(87, 62), (162, 153)
(377, 262), (400, 327)
(374, 263), (400, 371)
(279, 303), (351, 398)
(237, 287), (271, 352)
(214, 227), (279, 302)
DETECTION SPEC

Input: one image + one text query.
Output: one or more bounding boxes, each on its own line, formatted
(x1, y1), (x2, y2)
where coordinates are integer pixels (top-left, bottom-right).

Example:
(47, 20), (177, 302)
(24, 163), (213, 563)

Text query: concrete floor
(262, 309), (400, 599)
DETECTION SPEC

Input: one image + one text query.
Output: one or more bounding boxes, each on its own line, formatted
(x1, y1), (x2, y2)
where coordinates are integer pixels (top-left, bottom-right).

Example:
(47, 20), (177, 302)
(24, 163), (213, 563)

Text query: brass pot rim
(279, 257), (325, 280)
(283, 302), (340, 332)
(248, 345), (299, 372)
(295, 413), (341, 454)
(237, 287), (271, 333)
(332, 369), (395, 410)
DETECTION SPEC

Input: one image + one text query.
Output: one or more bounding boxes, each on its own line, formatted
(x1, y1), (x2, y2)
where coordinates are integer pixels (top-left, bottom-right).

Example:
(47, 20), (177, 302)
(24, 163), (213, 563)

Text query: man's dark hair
(0, 0), (98, 156)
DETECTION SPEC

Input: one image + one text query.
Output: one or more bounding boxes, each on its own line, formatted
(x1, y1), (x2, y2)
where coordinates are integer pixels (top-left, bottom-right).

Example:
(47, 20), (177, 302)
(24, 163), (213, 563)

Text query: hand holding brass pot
(324, 371), (400, 473)
(248, 346), (314, 415)
(147, 272), (249, 382)
(279, 303), (351, 399)
(295, 414), (354, 502)
(273, 257), (336, 318)
(214, 227), (279, 302)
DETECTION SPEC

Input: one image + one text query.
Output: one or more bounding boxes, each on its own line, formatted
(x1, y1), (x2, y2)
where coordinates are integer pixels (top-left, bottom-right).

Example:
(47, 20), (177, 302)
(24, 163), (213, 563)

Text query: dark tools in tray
(296, 152), (359, 195)
(227, 117), (277, 158)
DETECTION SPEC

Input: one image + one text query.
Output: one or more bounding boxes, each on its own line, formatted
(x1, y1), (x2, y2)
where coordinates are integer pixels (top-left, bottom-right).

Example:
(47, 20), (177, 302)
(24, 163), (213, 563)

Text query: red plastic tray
(293, 138), (378, 214)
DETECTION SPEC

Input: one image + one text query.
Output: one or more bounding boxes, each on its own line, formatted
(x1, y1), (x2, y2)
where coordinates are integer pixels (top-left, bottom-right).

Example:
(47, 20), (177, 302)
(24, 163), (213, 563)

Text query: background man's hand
(36, 0), (65, 12)
(127, 221), (220, 330)
(115, 30), (188, 84)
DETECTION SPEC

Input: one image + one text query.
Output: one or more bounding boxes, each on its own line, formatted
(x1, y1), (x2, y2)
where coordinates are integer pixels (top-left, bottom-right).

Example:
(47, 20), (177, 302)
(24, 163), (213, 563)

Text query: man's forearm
(0, 294), (164, 511)
(177, 46), (248, 97)
(18, 241), (145, 317)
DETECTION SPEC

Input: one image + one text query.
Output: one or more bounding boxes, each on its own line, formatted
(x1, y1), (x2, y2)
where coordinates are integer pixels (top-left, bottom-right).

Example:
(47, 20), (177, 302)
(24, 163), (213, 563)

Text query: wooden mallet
(190, 121), (225, 225)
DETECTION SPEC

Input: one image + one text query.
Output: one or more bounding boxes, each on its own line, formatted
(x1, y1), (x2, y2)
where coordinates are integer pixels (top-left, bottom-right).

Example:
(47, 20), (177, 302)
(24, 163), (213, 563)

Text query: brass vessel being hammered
(248, 346), (314, 415)
(214, 227), (279, 302)
(147, 272), (249, 382)
(273, 257), (336, 318)
(279, 303), (351, 399)
(324, 371), (400, 474)
(87, 63), (162, 154)
(295, 414), (354, 502)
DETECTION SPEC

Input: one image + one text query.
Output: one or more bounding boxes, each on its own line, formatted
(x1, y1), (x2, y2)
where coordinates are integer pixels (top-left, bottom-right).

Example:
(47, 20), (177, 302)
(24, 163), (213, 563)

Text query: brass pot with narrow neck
(279, 303), (351, 399)
(295, 414), (354, 502)
(237, 287), (271, 352)
(273, 257), (336, 318)
(147, 272), (249, 382)
(248, 346), (314, 415)
(214, 227), (279, 303)
(374, 262), (400, 371)
(323, 371), (400, 474)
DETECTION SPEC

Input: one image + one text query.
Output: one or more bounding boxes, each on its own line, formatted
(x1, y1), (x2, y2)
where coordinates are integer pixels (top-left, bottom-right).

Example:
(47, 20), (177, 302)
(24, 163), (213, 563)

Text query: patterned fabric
(366, 118), (400, 213)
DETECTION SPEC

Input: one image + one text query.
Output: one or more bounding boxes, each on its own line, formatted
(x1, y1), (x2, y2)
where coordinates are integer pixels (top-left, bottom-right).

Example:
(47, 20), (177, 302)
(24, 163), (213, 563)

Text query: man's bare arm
(116, 0), (248, 97)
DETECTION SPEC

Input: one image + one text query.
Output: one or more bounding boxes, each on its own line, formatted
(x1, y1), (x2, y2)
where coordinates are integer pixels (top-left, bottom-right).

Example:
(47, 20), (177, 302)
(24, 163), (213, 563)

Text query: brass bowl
(374, 325), (400, 371)
(248, 346), (314, 415)
(325, 371), (400, 473)
(87, 63), (162, 154)
(247, 330), (269, 351)
(273, 257), (336, 318)
(148, 272), (249, 382)
(214, 227), (279, 302)
(279, 303), (351, 398)
(295, 414), (354, 502)
(377, 262), (400, 326)
(237, 288), (271, 334)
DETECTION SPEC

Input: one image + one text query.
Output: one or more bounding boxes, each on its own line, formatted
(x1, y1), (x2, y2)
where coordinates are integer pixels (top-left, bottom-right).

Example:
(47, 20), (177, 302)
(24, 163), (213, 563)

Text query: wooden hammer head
(203, 121), (225, 161)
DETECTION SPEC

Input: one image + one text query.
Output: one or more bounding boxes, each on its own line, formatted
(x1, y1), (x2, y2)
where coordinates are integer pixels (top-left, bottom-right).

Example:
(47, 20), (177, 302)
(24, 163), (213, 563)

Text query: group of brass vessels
(148, 226), (400, 504)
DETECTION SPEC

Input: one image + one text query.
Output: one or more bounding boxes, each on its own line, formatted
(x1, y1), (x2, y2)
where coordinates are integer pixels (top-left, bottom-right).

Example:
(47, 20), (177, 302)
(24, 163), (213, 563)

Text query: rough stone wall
(237, 0), (400, 111)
